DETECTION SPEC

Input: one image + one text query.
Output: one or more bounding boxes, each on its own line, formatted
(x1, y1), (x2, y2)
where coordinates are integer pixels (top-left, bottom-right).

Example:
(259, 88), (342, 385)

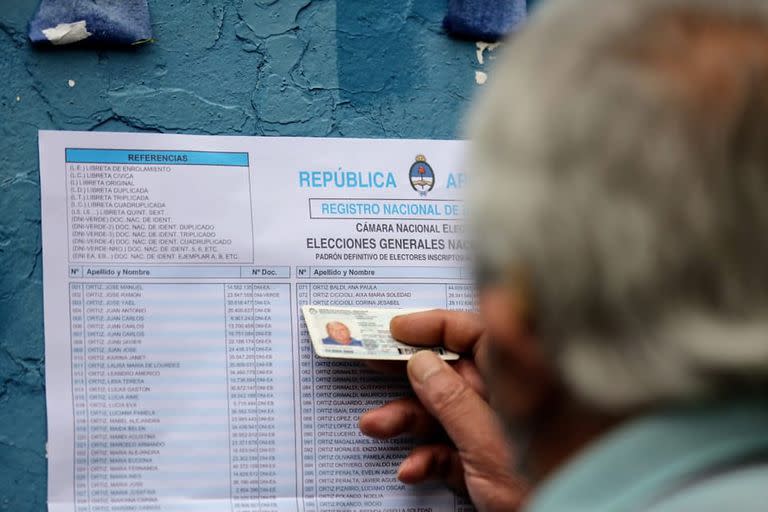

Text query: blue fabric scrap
(443, 0), (527, 42)
(28, 0), (152, 46)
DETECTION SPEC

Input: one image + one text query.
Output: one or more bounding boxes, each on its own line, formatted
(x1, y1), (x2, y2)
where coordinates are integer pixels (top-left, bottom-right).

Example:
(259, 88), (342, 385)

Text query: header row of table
(68, 265), (474, 280)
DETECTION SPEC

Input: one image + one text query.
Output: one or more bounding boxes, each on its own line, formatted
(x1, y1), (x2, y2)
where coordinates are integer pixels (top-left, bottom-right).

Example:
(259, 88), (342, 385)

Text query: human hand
(359, 310), (529, 512)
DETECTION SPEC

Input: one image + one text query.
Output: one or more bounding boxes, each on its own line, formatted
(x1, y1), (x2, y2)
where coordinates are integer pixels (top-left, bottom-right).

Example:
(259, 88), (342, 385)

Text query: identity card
(302, 305), (460, 361)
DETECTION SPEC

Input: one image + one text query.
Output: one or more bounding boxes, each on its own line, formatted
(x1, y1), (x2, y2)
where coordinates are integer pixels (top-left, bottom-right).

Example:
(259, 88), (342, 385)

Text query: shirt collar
(525, 397), (768, 512)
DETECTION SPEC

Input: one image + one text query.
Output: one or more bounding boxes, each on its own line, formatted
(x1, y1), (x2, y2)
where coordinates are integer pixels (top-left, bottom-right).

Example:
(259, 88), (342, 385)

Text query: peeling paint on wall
(476, 41), (501, 65)
(473, 41), (501, 85)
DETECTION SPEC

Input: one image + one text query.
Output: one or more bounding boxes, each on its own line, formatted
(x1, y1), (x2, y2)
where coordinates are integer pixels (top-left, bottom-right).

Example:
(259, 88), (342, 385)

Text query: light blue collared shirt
(526, 398), (768, 512)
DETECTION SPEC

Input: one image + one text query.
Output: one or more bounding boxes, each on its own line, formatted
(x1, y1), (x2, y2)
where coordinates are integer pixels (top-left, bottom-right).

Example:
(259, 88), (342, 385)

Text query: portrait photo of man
(322, 321), (363, 347)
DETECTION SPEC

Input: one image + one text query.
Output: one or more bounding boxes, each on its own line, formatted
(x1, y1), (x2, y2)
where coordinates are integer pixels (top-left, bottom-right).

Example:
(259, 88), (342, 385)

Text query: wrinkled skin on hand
(359, 307), (546, 512)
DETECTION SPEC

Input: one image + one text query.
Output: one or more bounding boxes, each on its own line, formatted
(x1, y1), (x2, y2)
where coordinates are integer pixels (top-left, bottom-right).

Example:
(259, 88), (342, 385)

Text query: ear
(480, 285), (531, 343)
(479, 285), (558, 419)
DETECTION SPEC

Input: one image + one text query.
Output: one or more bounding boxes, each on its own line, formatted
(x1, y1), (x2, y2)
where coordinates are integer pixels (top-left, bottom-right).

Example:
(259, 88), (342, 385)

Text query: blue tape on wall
(443, 0), (527, 42)
(28, 0), (152, 46)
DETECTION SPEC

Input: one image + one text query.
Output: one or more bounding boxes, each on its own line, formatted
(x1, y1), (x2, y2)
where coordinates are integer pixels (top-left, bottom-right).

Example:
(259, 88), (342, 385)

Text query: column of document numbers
(445, 283), (477, 512)
(226, 284), (260, 511)
(445, 284), (476, 312)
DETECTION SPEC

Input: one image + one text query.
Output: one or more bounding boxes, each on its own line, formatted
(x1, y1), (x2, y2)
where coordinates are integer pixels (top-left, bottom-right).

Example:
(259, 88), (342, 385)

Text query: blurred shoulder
(648, 464), (768, 512)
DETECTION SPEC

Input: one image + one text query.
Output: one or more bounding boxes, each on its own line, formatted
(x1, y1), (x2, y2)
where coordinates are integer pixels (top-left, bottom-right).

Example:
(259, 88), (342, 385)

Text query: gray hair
(468, 0), (768, 410)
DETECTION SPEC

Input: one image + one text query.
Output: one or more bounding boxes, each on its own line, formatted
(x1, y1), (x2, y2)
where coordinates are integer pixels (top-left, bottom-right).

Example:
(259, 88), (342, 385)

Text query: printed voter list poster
(39, 131), (475, 512)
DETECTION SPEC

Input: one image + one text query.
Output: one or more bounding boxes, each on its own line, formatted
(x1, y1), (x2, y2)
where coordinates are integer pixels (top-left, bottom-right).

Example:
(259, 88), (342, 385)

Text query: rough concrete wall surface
(0, 0), (505, 509)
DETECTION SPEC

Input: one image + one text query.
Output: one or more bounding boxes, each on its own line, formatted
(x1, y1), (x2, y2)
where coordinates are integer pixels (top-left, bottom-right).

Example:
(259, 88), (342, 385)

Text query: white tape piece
(42, 20), (92, 46)
(475, 41), (501, 65)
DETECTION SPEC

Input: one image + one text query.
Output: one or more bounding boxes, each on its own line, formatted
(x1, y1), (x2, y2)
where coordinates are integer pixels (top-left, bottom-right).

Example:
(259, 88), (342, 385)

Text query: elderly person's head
(469, 0), (768, 420)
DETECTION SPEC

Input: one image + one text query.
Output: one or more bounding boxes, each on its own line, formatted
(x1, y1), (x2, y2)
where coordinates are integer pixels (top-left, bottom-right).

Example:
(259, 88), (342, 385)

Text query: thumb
(407, 351), (513, 469)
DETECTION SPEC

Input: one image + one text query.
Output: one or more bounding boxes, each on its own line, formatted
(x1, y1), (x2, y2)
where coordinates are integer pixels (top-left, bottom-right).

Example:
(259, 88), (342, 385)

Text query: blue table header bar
(66, 149), (249, 167)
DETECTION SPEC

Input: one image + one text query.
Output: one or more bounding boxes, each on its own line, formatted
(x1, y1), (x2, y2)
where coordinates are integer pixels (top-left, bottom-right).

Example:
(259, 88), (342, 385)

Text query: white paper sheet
(39, 130), (476, 512)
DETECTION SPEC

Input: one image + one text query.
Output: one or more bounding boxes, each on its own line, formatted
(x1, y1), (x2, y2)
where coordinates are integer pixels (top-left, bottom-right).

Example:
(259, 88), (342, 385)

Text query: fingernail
(408, 350), (443, 384)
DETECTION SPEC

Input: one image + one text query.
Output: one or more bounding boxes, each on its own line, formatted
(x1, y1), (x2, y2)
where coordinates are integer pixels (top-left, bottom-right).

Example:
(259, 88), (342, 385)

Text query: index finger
(390, 310), (485, 355)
